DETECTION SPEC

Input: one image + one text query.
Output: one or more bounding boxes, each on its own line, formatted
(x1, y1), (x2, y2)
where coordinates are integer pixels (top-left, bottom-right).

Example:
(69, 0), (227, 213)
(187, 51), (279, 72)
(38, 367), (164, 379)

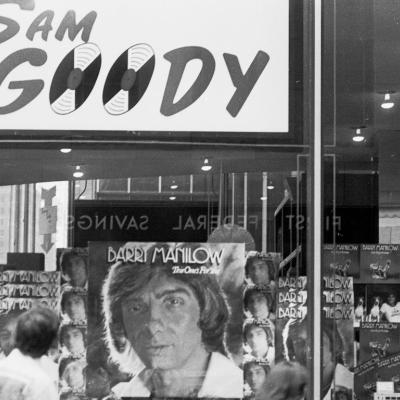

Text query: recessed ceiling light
(73, 165), (84, 178)
(60, 148), (72, 153)
(169, 196), (176, 200)
(381, 92), (395, 109)
(170, 181), (178, 190)
(201, 158), (212, 172)
(352, 127), (365, 143)
(260, 196), (267, 201)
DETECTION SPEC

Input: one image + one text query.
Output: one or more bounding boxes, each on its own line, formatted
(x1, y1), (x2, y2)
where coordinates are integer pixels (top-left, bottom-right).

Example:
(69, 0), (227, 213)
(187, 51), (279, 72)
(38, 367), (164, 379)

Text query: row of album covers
(0, 242), (399, 399)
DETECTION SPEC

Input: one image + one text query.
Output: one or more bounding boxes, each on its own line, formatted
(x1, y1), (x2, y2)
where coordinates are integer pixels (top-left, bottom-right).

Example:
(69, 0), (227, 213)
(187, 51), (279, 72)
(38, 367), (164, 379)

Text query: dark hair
(60, 249), (87, 276)
(103, 243), (230, 369)
(244, 287), (274, 312)
(15, 306), (59, 358)
(245, 252), (276, 281)
(61, 291), (87, 313)
(59, 324), (86, 347)
(243, 322), (274, 346)
(244, 361), (270, 379)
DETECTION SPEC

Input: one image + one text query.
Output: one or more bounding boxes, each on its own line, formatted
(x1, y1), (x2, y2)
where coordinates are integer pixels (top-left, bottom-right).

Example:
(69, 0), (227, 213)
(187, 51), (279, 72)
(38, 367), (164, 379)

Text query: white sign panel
(0, 0), (289, 132)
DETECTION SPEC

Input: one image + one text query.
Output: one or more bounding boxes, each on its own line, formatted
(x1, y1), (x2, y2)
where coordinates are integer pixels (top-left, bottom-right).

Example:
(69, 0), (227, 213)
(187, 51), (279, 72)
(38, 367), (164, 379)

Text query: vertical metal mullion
(313, 0), (322, 398)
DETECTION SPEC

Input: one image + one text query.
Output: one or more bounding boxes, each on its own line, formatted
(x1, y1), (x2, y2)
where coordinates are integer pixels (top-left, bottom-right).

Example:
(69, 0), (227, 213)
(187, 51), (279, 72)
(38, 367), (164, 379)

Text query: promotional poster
(275, 276), (307, 365)
(57, 248), (88, 398)
(360, 244), (400, 283)
(360, 322), (400, 363)
(0, 269), (60, 359)
(87, 241), (245, 399)
(323, 244), (360, 279)
(355, 354), (400, 399)
(322, 276), (354, 399)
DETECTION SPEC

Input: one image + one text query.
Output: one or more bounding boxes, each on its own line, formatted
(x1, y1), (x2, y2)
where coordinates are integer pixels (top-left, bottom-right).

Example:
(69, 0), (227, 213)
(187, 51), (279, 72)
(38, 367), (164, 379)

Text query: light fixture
(60, 148), (72, 153)
(352, 127), (365, 143)
(73, 165), (84, 178)
(267, 181), (275, 190)
(381, 91), (395, 109)
(260, 196), (267, 201)
(170, 181), (178, 190)
(169, 196), (176, 200)
(201, 158), (212, 172)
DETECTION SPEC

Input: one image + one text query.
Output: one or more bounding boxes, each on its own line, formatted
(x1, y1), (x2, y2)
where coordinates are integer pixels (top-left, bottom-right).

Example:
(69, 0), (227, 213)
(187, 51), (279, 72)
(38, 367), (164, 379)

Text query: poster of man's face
(87, 242), (245, 399)
(58, 248), (88, 289)
(61, 292), (87, 324)
(244, 287), (275, 322)
(60, 324), (86, 356)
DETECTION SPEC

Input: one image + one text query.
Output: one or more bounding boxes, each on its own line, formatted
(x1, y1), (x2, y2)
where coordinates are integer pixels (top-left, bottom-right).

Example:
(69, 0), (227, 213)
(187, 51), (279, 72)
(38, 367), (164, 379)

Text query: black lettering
(26, 10), (54, 41)
(161, 46), (215, 116)
(55, 10), (97, 42)
(224, 51), (269, 117)
(0, 48), (46, 114)
(0, 16), (19, 44)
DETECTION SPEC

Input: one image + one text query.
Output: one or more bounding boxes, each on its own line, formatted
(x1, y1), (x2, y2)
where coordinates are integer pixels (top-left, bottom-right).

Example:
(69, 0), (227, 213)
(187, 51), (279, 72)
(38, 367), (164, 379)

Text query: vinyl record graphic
(50, 43), (101, 115)
(103, 43), (155, 115)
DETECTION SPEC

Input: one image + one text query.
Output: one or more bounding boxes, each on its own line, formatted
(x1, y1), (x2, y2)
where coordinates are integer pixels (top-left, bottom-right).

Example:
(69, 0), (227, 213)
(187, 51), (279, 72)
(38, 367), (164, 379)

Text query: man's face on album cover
(63, 327), (85, 354)
(64, 294), (86, 321)
(121, 273), (203, 370)
(245, 364), (267, 392)
(249, 260), (271, 286)
(67, 256), (87, 288)
(246, 326), (269, 357)
(247, 292), (270, 319)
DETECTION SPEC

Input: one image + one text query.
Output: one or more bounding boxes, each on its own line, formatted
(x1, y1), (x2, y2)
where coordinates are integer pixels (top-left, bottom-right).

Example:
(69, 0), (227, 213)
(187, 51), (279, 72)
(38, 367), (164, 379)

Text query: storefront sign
(0, 0), (289, 132)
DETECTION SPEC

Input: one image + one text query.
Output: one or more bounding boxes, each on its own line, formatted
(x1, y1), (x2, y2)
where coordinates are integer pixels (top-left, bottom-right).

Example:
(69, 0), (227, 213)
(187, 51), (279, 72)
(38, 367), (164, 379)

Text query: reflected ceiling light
(73, 165), (84, 178)
(170, 181), (178, 190)
(352, 127), (365, 143)
(267, 181), (275, 190)
(201, 158), (212, 172)
(381, 92), (395, 109)
(60, 148), (72, 153)
(260, 196), (267, 201)
(169, 196), (176, 200)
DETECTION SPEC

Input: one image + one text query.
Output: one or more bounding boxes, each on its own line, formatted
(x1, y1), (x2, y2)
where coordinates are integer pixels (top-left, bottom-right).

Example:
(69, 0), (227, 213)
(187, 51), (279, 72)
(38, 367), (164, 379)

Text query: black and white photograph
(2, 0), (400, 399)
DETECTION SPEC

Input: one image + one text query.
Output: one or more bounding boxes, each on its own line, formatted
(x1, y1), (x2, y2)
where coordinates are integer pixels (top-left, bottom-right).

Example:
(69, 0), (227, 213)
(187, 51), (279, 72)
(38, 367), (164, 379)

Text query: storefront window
(322, 1), (400, 399)
(0, 0), (315, 399)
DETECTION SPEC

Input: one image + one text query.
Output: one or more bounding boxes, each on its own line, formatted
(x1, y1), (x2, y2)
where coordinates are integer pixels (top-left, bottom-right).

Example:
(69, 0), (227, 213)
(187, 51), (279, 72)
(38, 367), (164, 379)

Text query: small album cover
(57, 248), (88, 292)
(364, 284), (400, 323)
(244, 286), (276, 325)
(322, 244), (360, 279)
(59, 357), (87, 395)
(244, 251), (280, 294)
(59, 323), (87, 359)
(355, 354), (400, 400)
(243, 361), (271, 400)
(60, 290), (87, 325)
(243, 321), (275, 366)
(360, 244), (400, 283)
(360, 322), (400, 363)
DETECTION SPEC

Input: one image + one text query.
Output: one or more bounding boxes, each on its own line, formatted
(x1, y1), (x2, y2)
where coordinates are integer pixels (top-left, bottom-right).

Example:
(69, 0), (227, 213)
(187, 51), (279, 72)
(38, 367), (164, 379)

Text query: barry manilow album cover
(87, 241), (245, 399)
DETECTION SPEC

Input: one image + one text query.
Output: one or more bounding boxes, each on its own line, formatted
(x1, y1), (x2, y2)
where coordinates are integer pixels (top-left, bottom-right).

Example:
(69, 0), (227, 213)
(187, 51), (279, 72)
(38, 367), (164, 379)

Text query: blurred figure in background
(0, 311), (20, 359)
(257, 360), (307, 400)
(0, 306), (59, 400)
